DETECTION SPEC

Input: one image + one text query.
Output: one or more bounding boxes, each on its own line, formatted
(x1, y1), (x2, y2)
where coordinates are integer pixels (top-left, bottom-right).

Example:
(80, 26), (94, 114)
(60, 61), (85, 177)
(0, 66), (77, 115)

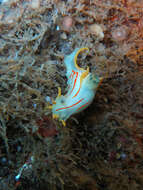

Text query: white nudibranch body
(51, 48), (102, 125)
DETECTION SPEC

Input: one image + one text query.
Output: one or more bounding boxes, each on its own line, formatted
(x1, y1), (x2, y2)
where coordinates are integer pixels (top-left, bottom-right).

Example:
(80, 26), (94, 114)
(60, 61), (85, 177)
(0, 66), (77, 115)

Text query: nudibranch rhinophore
(49, 47), (103, 126)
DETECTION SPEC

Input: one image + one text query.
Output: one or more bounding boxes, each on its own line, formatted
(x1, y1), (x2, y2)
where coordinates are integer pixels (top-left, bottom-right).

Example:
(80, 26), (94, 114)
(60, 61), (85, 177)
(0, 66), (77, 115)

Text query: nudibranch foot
(61, 120), (66, 127)
(52, 114), (66, 126)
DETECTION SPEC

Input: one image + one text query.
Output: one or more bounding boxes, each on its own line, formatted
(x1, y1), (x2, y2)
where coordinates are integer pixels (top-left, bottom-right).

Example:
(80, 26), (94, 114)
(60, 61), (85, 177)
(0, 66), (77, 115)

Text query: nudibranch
(49, 47), (103, 126)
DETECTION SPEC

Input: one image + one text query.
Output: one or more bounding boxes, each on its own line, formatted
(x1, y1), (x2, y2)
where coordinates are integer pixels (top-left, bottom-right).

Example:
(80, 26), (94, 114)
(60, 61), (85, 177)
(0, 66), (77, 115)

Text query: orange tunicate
(62, 16), (73, 31)
(112, 26), (128, 42)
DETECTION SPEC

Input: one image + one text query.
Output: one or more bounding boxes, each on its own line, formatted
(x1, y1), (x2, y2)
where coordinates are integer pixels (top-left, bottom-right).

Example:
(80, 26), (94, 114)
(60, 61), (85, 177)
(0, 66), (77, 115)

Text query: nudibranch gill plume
(49, 47), (103, 126)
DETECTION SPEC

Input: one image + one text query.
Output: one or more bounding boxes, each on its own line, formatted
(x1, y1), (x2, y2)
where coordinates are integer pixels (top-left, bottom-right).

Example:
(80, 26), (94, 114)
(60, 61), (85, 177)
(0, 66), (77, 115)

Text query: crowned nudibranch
(50, 48), (103, 126)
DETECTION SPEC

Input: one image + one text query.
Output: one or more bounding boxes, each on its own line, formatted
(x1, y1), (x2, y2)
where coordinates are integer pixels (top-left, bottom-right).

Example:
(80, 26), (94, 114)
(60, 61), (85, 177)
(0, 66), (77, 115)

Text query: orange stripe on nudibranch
(72, 85), (81, 98)
(70, 70), (75, 79)
(56, 98), (83, 111)
(72, 71), (78, 91)
(72, 68), (89, 98)
(72, 76), (81, 98)
(68, 71), (78, 96)
(76, 101), (89, 112)
(69, 73), (72, 78)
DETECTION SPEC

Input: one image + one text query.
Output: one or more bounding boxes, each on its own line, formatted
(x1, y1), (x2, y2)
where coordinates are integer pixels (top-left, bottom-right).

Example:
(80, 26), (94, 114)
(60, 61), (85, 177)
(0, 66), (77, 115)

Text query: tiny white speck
(33, 103), (37, 108)
(121, 153), (126, 159)
(56, 26), (60, 31)
(15, 174), (20, 180)
(45, 96), (52, 103)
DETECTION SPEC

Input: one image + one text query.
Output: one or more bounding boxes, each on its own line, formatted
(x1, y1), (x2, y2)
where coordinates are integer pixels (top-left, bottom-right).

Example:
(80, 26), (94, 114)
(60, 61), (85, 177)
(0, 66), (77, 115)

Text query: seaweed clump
(0, 0), (143, 190)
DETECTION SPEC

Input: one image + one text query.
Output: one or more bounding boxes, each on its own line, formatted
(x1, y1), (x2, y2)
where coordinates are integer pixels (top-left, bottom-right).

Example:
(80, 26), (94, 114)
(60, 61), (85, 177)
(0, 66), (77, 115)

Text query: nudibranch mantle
(51, 47), (102, 125)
